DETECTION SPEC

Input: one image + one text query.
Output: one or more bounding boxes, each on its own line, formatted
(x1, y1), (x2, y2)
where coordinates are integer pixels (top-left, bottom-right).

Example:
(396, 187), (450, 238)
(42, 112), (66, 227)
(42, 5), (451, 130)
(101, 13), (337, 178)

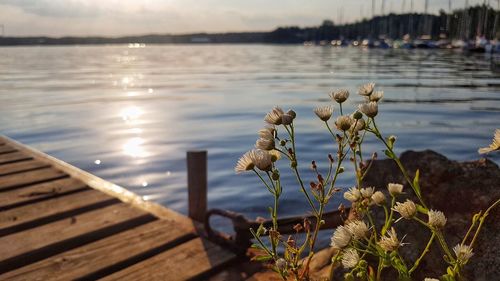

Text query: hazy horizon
(0, 0), (489, 37)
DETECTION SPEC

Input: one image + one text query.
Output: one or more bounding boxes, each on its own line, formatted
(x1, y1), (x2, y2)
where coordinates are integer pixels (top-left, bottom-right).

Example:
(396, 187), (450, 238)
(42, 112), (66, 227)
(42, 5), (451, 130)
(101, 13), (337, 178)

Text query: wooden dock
(0, 135), (252, 280)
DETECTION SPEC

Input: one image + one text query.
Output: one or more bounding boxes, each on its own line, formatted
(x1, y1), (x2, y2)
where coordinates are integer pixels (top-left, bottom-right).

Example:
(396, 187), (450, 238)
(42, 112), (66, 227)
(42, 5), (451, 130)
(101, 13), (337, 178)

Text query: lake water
(0, 45), (499, 228)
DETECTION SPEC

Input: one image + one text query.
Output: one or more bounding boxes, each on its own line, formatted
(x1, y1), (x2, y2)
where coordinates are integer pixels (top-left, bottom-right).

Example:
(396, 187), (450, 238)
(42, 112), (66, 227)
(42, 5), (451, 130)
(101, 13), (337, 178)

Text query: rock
(361, 150), (500, 280)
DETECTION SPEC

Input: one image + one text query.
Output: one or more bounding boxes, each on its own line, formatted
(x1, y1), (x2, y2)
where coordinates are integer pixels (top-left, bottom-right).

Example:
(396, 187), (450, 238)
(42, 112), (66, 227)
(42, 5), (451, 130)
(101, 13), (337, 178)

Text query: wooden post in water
(187, 151), (207, 222)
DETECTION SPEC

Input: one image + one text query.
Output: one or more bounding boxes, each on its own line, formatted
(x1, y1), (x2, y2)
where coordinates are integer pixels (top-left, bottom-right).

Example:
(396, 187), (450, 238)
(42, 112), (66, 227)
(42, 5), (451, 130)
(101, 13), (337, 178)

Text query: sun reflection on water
(120, 106), (143, 121)
(123, 137), (148, 158)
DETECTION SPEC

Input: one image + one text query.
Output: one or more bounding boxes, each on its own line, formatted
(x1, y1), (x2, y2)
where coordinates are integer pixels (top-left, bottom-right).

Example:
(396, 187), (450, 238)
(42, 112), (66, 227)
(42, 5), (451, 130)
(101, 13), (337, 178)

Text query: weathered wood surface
(0, 135), (242, 280)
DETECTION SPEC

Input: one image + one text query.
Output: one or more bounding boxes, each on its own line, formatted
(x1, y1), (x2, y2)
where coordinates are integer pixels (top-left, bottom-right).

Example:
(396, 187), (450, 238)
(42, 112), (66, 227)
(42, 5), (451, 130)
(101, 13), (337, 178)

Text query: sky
(0, 0), (491, 37)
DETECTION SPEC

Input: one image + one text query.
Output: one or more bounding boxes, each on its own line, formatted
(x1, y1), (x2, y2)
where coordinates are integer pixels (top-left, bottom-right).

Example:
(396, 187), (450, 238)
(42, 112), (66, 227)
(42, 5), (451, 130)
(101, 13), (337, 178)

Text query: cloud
(0, 0), (100, 18)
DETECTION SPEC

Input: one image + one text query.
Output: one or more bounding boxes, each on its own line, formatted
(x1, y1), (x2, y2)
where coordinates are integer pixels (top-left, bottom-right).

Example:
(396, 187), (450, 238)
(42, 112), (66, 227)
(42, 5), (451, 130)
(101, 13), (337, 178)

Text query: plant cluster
(235, 83), (500, 281)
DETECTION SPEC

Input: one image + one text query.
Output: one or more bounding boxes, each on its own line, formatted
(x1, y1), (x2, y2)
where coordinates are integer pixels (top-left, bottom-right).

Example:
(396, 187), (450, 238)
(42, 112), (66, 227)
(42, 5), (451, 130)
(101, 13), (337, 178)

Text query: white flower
(253, 150), (273, 171)
(387, 183), (404, 196)
(369, 91), (384, 102)
(349, 118), (366, 133)
(393, 200), (417, 219)
(427, 210), (447, 229)
(453, 244), (474, 264)
(341, 248), (360, 269)
(235, 150), (255, 173)
(344, 187), (361, 202)
(330, 89), (350, 103)
(258, 127), (275, 139)
(268, 150), (281, 162)
(358, 101), (378, 118)
(314, 106), (333, 121)
(358, 82), (375, 96)
(379, 227), (403, 252)
(346, 220), (369, 240)
(255, 138), (275, 150)
(264, 106), (284, 125)
(330, 225), (351, 249)
(335, 115), (354, 131)
(478, 129), (500, 154)
(360, 187), (374, 198)
(371, 191), (386, 205)
(424, 278), (440, 281)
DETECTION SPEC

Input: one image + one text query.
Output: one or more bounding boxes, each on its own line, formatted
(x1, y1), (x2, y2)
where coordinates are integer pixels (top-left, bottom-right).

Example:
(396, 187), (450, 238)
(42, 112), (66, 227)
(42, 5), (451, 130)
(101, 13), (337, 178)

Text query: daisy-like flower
(346, 220), (369, 240)
(369, 91), (384, 102)
(258, 127), (275, 139)
(379, 227), (403, 252)
(387, 183), (404, 196)
(335, 115), (354, 131)
(358, 82), (375, 96)
(427, 210), (447, 229)
(330, 89), (350, 103)
(349, 118), (366, 133)
(393, 200), (417, 219)
(341, 248), (360, 269)
(424, 278), (440, 281)
(453, 244), (474, 264)
(314, 106), (333, 121)
(344, 187), (361, 202)
(235, 150), (256, 173)
(371, 191), (386, 205)
(360, 187), (374, 198)
(253, 149), (273, 171)
(264, 106), (284, 125)
(255, 138), (275, 150)
(478, 129), (500, 154)
(268, 150), (281, 162)
(358, 101), (378, 118)
(330, 225), (352, 249)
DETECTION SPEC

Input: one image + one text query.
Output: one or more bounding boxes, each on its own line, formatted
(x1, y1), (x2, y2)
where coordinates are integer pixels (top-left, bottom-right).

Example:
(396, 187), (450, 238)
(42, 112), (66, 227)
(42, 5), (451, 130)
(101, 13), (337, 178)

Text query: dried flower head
(341, 248), (360, 269)
(393, 200), (417, 219)
(336, 115), (354, 131)
(371, 191), (386, 205)
(264, 106), (284, 125)
(330, 89), (350, 103)
(360, 187), (374, 198)
(379, 227), (403, 252)
(276, 258), (287, 270)
(344, 187), (361, 202)
(314, 106), (333, 121)
(235, 150), (255, 173)
(369, 91), (384, 102)
(330, 225), (351, 249)
(387, 183), (404, 196)
(427, 210), (447, 229)
(346, 220), (369, 240)
(478, 129), (500, 154)
(349, 118), (366, 133)
(453, 244), (474, 264)
(358, 101), (378, 118)
(358, 82), (375, 96)
(281, 113), (294, 125)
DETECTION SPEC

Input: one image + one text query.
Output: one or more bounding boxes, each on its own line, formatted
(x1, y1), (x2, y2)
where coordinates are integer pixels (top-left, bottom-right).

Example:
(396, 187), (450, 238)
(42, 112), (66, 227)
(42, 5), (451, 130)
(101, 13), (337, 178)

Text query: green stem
(371, 119), (428, 209)
(409, 232), (435, 273)
(381, 196), (396, 235)
(470, 198), (500, 247)
(253, 169), (274, 195)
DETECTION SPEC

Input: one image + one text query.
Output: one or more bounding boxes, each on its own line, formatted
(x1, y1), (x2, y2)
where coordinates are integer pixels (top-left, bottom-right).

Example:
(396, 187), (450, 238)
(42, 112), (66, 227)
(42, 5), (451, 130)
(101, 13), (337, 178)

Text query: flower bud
(286, 109), (296, 119)
(279, 140), (286, 146)
(352, 111), (363, 120)
(291, 160), (297, 168)
(281, 114), (294, 125)
(338, 166), (344, 173)
(271, 171), (280, 181)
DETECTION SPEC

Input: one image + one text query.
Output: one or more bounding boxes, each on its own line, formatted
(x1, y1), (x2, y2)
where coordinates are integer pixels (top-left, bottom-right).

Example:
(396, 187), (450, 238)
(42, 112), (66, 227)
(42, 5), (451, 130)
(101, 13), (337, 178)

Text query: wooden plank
(0, 188), (116, 233)
(101, 238), (237, 281)
(187, 151), (207, 222)
(0, 152), (32, 165)
(0, 145), (16, 154)
(1, 220), (197, 281)
(0, 177), (88, 210)
(0, 203), (155, 273)
(0, 160), (50, 177)
(0, 168), (67, 191)
(0, 135), (200, 231)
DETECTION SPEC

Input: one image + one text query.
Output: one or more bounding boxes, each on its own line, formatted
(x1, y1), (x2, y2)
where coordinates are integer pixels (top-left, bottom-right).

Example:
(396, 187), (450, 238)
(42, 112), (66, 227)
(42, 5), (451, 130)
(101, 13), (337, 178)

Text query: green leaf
(384, 150), (395, 159)
(256, 223), (265, 237)
(413, 169), (422, 197)
(416, 204), (428, 214)
(251, 243), (263, 249)
(252, 255), (273, 262)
